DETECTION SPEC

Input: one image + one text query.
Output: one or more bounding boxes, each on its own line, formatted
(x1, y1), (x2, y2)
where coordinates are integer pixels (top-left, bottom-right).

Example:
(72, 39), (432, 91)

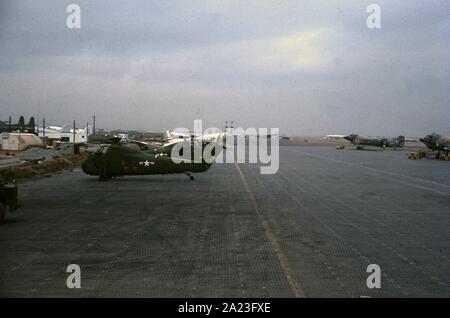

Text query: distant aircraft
(0, 116), (36, 134)
(130, 131), (226, 154)
(166, 130), (225, 144)
(82, 137), (224, 180)
(323, 134), (347, 140)
(420, 133), (449, 155)
(344, 134), (405, 150)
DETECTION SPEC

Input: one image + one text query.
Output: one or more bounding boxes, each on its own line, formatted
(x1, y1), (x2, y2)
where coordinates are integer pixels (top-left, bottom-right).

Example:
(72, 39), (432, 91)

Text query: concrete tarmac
(0, 145), (449, 297)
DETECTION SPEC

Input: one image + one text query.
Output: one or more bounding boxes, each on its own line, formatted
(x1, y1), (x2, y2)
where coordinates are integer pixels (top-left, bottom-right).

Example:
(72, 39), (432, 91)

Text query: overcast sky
(0, 0), (449, 136)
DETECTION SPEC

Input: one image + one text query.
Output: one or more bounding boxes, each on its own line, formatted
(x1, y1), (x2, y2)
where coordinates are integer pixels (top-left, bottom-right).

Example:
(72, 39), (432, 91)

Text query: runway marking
(299, 151), (450, 196)
(234, 163), (304, 298)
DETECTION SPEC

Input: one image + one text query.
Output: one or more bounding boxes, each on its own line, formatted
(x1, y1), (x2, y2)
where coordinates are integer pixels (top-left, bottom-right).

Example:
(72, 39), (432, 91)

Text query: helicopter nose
(81, 160), (98, 175)
(81, 162), (89, 172)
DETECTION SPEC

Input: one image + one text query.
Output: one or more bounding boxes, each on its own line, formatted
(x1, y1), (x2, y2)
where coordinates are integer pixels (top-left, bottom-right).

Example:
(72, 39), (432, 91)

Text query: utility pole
(92, 115), (96, 135)
(73, 120), (76, 145)
(8, 116), (11, 132)
(43, 118), (45, 138)
(37, 96), (40, 135)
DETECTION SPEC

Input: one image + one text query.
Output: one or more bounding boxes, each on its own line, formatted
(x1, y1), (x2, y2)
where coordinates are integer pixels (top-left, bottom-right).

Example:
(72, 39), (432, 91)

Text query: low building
(38, 125), (89, 144)
(0, 132), (43, 152)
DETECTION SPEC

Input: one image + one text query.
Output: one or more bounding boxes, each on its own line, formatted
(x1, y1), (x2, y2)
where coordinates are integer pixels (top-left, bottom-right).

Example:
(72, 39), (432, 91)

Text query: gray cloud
(0, 0), (449, 136)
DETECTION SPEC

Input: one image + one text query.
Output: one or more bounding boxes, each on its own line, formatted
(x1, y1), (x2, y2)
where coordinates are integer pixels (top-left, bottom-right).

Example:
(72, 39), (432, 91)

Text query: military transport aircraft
(420, 133), (450, 155)
(129, 131), (226, 155)
(82, 137), (224, 180)
(344, 134), (405, 150)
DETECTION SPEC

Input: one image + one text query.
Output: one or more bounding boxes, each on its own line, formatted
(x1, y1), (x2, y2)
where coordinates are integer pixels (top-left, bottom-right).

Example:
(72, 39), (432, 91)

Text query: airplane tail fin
(397, 136), (405, 147)
(163, 130), (172, 142)
(18, 116), (25, 127)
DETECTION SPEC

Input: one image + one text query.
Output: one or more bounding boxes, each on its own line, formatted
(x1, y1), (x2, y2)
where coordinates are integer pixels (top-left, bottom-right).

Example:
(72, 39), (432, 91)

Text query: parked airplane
(344, 134), (405, 150)
(323, 134), (347, 140)
(420, 133), (449, 155)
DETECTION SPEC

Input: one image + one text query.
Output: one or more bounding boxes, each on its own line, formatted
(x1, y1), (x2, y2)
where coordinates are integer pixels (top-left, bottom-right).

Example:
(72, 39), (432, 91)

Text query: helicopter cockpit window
(138, 143), (149, 150)
(97, 145), (110, 154)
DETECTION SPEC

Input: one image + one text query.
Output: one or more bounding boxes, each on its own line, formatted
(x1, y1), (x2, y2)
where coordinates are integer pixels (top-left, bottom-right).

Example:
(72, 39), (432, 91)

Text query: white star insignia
(139, 160), (153, 166)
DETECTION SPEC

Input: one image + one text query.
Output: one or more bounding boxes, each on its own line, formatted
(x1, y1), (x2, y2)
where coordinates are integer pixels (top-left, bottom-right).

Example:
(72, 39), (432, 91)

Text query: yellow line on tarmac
(234, 163), (304, 298)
